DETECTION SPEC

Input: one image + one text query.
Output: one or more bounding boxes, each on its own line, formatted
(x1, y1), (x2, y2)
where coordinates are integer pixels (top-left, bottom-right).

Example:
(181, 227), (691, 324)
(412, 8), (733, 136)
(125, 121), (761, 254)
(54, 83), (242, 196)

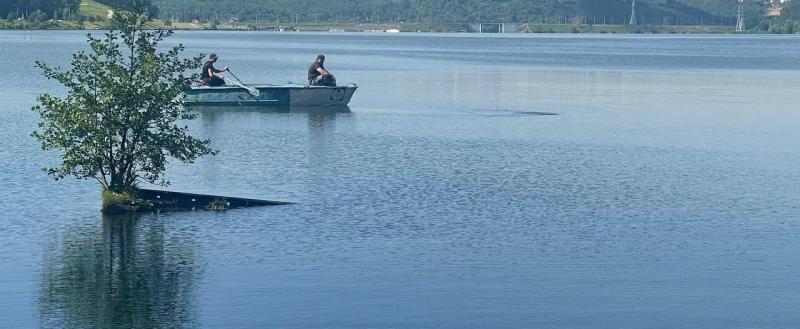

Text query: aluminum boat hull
(184, 83), (357, 107)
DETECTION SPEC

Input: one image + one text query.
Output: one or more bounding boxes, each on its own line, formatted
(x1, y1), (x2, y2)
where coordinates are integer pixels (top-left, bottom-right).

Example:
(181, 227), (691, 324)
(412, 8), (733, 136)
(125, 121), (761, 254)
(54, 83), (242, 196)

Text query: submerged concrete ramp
(139, 189), (292, 211)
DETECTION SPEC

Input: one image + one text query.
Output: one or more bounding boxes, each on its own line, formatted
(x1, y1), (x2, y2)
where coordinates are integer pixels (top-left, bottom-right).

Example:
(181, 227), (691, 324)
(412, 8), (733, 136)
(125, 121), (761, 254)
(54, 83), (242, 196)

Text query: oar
(226, 70), (260, 97)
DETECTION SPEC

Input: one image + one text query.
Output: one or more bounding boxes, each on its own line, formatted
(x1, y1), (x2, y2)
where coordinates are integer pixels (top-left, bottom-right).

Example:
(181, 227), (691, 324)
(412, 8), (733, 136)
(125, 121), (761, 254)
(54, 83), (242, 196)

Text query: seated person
(308, 54), (336, 87)
(200, 53), (228, 86)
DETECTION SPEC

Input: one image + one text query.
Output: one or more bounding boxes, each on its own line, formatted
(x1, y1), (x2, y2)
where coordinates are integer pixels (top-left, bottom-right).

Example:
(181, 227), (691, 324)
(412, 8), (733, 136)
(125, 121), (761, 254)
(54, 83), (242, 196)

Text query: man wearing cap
(308, 54), (336, 86)
(201, 53), (228, 87)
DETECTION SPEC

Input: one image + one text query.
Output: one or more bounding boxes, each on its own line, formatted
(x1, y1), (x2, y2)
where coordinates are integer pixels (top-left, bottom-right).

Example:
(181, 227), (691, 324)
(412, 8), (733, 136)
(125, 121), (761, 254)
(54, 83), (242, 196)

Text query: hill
(0, 0), (788, 33)
(150, 0), (754, 25)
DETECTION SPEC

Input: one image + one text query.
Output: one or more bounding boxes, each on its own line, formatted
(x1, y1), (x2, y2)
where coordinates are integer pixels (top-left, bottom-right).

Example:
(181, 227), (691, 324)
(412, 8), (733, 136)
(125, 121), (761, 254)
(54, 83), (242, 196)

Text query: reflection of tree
(38, 214), (200, 329)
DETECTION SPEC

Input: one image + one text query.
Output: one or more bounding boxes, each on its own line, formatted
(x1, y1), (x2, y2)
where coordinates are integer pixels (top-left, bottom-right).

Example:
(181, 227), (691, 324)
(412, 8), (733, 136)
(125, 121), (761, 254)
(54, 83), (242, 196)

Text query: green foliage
(2, 0), (768, 28)
(30, 9), (48, 22)
(101, 187), (154, 213)
(783, 1), (800, 20)
(207, 198), (229, 211)
(94, 0), (160, 17)
(32, 2), (216, 193)
(150, 0), (743, 25)
(0, 0), (80, 20)
(575, 0), (629, 18)
(102, 190), (136, 208)
(760, 1), (800, 34)
(768, 19), (800, 34)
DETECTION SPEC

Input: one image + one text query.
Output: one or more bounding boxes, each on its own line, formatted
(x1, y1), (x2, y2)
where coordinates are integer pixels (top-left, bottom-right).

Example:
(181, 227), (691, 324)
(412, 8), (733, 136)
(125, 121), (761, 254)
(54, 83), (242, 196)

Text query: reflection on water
(191, 105), (350, 138)
(2, 32), (800, 327)
(307, 109), (339, 139)
(187, 104), (350, 200)
(188, 105), (351, 114)
(38, 215), (200, 329)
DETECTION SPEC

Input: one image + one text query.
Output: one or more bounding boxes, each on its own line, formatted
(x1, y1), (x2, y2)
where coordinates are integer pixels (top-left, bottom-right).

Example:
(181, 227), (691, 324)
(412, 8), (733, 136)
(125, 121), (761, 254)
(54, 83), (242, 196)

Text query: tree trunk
(109, 173), (125, 193)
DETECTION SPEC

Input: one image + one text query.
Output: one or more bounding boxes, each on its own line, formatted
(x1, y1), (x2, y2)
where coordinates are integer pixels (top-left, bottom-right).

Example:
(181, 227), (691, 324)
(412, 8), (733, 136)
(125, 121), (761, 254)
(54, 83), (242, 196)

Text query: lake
(1, 31), (800, 328)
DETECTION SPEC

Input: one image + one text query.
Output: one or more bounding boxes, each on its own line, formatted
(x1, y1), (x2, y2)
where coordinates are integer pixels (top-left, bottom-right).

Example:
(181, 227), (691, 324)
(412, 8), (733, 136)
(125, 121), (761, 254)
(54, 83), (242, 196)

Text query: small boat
(183, 83), (357, 107)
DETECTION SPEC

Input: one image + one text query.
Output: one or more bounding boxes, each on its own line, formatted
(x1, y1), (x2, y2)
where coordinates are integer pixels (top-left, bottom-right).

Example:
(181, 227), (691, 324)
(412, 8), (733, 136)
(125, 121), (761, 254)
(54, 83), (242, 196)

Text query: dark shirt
(308, 62), (325, 81)
(201, 61), (223, 80)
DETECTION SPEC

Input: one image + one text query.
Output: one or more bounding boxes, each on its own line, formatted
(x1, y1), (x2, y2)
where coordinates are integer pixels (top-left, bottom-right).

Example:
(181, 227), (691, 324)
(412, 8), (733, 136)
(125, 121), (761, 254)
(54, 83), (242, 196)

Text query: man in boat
(200, 53), (229, 87)
(308, 54), (337, 87)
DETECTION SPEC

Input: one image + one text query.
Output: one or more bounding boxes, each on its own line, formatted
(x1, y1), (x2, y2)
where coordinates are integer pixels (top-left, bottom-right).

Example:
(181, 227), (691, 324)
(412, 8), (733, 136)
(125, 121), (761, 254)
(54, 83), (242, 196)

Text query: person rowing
(308, 54), (336, 86)
(200, 53), (228, 87)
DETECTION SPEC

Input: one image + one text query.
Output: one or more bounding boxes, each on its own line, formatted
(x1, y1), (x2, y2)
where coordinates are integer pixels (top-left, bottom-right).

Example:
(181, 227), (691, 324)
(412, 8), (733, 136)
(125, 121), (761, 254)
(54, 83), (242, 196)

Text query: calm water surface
(1, 31), (800, 328)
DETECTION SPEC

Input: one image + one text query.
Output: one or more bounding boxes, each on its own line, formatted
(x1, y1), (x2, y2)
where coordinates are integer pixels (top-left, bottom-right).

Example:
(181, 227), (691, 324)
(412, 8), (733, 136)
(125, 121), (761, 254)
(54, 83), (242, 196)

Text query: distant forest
(0, 0), (154, 20)
(149, 0), (765, 25)
(0, 0), (786, 26)
(1, 0), (80, 20)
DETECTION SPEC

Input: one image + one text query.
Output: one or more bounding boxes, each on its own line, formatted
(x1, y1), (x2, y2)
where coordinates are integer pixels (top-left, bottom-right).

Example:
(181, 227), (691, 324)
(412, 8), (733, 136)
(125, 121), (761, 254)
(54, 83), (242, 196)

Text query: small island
(30, 2), (293, 213)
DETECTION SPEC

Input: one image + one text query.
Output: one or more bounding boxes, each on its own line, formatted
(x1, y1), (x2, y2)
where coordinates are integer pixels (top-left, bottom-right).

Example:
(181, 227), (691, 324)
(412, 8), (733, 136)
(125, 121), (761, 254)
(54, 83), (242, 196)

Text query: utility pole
(736, 0), (745, 32)
(629, 0), (637, 25)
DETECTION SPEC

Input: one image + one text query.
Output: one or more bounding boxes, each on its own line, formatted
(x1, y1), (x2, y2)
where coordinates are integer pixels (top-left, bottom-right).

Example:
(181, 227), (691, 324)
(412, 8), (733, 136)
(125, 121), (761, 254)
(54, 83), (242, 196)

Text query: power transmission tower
(736, 0), (745, 32)
(629, 0), (637, 25)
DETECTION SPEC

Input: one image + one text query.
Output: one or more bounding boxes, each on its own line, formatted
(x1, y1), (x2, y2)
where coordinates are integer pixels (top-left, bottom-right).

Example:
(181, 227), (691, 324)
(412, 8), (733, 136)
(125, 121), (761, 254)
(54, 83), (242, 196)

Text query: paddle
(225, 69), (260, 97)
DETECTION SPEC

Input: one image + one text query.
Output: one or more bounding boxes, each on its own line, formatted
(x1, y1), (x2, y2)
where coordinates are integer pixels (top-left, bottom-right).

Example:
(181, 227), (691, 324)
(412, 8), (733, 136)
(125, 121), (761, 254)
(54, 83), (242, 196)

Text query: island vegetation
(31, 0), (216, 213)
(2, 0), (799, 33)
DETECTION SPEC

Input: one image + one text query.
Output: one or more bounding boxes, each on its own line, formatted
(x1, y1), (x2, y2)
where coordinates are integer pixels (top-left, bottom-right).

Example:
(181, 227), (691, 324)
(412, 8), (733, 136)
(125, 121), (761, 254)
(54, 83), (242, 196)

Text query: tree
(145, 0), (734, 25)
(30, 9), (48, 22)
(32, 1), (216, 195)
(782, 1), (800, 21)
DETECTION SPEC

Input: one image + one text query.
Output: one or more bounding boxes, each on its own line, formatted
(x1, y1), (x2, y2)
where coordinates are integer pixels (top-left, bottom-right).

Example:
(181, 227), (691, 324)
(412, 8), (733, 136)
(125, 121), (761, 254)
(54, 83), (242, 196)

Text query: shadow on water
(37, 214), (200, 329)
(187, 105), (351, 115)
(471, 109), (560, 117)
(192, 105), (351, 140)
(192, 103), (347, 149)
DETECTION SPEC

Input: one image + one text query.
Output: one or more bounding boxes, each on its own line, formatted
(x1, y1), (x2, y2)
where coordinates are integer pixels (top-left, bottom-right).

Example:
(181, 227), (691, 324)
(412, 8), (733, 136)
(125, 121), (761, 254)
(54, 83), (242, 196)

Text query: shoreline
(0, 19), (749, 34)
(4, 19), (797, 34)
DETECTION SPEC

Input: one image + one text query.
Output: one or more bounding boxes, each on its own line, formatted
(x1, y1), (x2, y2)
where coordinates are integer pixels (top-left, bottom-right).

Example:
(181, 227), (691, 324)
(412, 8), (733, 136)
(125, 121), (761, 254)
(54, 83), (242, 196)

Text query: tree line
(1, 0), (80, 21)
(764, 0), (800, 32)
(151, 0), (751, 25)
(3, 0), (794, 30)
(0, 0), (157, 22)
